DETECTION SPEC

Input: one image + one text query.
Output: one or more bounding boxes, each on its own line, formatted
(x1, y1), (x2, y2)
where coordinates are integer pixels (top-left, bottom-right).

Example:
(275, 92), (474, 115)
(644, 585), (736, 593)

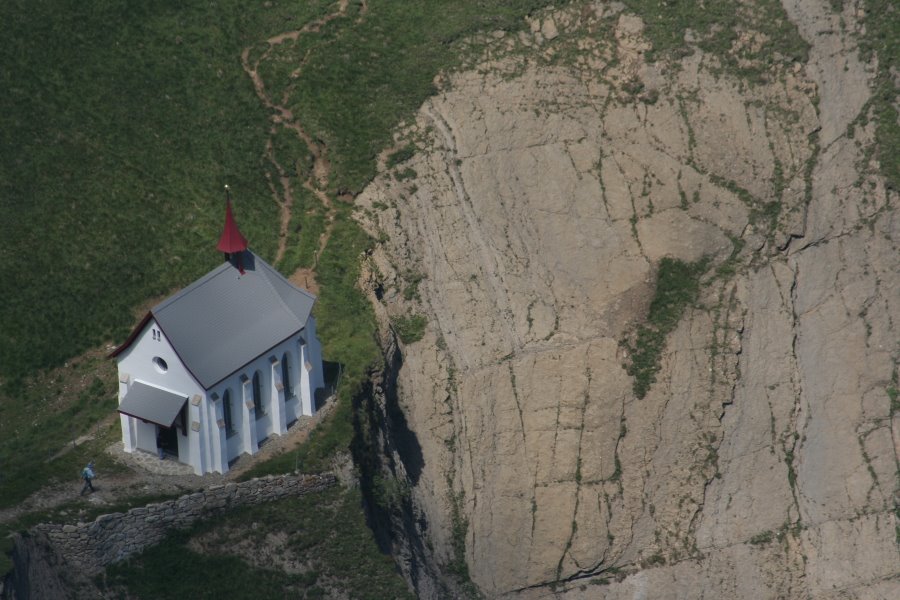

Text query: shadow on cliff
(350, 340), (443, 597)
(382, 349), (425, 486)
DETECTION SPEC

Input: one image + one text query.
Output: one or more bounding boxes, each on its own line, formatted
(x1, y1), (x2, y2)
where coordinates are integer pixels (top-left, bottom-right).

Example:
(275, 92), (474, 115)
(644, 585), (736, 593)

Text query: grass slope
(276, 0), (563, 194)
(0, 0), (292, 388)
(0, 0), (563, 488)
(0, 351), (125, 509)
(0, 0), (562, 390)
(103, 486), (413, 600)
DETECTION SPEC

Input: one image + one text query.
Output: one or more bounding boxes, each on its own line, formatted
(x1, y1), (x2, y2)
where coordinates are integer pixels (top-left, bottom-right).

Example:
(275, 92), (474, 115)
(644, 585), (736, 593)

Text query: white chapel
(111, 195), (324, 475)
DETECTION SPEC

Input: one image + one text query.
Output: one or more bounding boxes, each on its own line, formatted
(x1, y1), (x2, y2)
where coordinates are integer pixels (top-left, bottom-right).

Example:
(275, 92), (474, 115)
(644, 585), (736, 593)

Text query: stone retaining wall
(31, 472), (336, 573)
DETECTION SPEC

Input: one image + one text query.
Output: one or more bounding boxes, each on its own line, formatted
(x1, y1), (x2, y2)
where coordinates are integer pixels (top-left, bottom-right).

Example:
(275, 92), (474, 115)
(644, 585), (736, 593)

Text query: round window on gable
(153, 357), (168, 373)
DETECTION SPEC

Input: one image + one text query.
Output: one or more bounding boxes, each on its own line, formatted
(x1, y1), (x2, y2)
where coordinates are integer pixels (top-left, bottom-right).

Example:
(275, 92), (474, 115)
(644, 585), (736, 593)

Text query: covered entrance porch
(118, 381), (188, 464)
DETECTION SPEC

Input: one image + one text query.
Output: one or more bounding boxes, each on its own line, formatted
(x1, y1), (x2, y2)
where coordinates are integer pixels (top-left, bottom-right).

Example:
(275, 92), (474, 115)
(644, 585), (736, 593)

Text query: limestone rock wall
(2, 531), (76, 600)
(22, 473), (335, 576)
(356, 1), (898, 597)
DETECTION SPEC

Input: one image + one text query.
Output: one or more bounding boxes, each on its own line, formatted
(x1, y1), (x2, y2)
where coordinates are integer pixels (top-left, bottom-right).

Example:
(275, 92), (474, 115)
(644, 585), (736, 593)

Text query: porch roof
(118, 381), (187, 428)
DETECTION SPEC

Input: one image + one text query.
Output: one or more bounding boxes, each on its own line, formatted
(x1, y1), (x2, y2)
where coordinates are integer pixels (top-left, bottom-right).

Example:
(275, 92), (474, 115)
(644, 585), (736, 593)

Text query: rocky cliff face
(2, 532), (85, 600)
(357, 1), (898, 597)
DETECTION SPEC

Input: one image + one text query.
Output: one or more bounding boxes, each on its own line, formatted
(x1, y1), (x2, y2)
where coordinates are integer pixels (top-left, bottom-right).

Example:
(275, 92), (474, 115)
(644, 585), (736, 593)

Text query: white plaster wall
(118, 320), (204, 401)
(135, 420), (157, 454)
(299, 342), (313, 415)
(117, 319), (204, 471)
(256, 405), (273, 441)
(285, 396), (300, 425)
(176, 426), (189, 459)
(297, 317), (324, 416)
(205, 331), (314, 466)
(204, 395), (227, 474)
(226, 428), (243, 459)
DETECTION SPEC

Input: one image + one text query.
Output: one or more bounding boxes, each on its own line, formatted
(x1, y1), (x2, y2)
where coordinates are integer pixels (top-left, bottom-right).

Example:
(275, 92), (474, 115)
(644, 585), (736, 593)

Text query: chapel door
(158, 425), (179, 458)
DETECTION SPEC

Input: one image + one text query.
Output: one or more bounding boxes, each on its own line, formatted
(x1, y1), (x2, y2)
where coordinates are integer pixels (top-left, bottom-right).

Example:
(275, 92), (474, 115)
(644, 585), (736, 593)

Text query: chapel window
(252, 371), (264, 418)
(281, 353), (292, 399)
(223, 389), (234, 436)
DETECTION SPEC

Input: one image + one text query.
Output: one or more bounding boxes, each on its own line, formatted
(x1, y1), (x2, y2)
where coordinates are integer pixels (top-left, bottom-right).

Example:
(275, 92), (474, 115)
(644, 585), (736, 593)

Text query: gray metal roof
(152, 251), (316, 389)
(118, 382), (187, 428)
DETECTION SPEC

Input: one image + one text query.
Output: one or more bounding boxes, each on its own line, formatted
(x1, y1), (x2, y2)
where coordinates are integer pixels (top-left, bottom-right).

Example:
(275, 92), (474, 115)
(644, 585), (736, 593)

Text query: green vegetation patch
(102, 486), (413, 600)
(107, 543), (301, 599)
(402, 271), (427, 301)
(276, 0), (564, 193)
(620, 0), (808, 80)
(0, 0), (328, 388)
(271, 126), (316, 183)
(624, 257), (708, 399)
(447, 486), (476, 595)
(859, 0), (900, 191)
(277, 186), (328, 276)
(392, 314), (428, 345)
(386, 144), (417, 170)
(0, 352), (128, 508)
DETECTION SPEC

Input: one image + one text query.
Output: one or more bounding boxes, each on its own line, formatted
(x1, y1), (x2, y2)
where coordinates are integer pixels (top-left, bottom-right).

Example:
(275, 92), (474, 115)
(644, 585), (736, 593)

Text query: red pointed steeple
(216, 185), (248, 254)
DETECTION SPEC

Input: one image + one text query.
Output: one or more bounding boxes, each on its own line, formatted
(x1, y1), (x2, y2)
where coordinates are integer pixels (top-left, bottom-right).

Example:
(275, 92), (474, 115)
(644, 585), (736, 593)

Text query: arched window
(223, 389), (234, 435)
(252, 371), (263, 417)
(281, 353), (292, 399)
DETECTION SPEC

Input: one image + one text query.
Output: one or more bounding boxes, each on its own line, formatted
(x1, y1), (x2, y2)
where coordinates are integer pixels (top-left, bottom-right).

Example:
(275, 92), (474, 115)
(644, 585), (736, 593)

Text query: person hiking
(80, 461), (96, 495)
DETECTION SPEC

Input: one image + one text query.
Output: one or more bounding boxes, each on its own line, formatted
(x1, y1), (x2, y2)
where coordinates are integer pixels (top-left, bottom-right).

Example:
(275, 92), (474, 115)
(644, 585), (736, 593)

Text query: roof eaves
(109, 312), (154, 359)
